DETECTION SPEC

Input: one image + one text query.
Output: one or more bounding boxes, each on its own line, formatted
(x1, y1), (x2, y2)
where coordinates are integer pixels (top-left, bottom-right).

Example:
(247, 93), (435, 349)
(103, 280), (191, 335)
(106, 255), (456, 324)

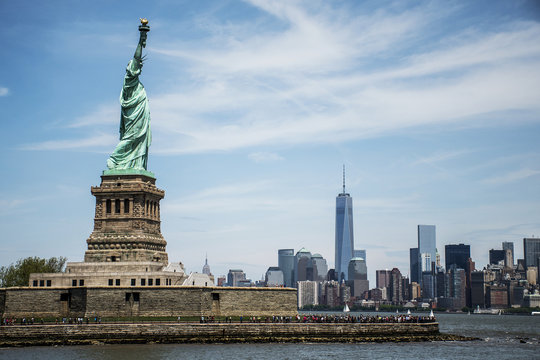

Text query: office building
(502, 241), (514, 266)
(417, 225), (436, 285)
(310, 253), (329, 282)
(524, 238), (540, 270)
(354, 250), (366, 262)
(227, 269), (246, 287)
(348, 257), (369, 298)
(294, 248), (312, 284)
(278, 249), (295, 288)
(335, 167), (354, 282)
(376, 269), (392, 289)
(265, 267), (284, 287)
(410, 248), (419, 283)
(445, 244), (470, 270)
(489, 249), (505, 265)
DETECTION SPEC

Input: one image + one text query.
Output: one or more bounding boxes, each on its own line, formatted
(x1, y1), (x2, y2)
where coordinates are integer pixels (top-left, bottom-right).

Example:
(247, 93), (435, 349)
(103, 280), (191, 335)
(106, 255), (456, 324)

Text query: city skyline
(1, 1), (540, 286)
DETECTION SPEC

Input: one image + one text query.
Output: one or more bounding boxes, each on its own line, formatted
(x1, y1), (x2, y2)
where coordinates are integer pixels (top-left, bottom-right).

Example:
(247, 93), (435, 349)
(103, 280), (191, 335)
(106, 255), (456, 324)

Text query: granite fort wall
(0, 287), (298, 318)
(0, 322), (441, 346)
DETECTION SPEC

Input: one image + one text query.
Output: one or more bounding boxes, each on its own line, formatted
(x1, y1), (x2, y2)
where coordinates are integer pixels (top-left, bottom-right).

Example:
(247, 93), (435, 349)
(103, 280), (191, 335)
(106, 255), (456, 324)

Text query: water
(1, 312), (539, 359)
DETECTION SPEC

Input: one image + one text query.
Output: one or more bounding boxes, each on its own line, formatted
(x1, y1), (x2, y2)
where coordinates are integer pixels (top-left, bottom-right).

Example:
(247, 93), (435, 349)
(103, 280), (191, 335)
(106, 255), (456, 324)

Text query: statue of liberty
(107, 19), (152, 171)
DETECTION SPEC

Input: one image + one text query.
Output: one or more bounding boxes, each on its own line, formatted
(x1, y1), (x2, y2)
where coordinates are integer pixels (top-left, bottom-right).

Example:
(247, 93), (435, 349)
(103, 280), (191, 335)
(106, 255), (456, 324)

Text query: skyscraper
(524, 237), (540, 271)
(310, 253), (329, 282)
(376, 269), (392, 289)
(202, 255), (211, 275)
(335, 166), (354, 282)
(445, 244), (470, 270)
(502, 241), (514, 266)
(348, 257), (369, 298)
(294, 248), (312, 284)
(417, 225), (436, 285)
(278, 249), (295, 288)
(410, 248), (419, 283)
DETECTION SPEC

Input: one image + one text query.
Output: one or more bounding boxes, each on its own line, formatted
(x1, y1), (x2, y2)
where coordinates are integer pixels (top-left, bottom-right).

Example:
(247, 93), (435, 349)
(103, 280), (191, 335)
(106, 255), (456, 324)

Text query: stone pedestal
(85, 172), (168, 265)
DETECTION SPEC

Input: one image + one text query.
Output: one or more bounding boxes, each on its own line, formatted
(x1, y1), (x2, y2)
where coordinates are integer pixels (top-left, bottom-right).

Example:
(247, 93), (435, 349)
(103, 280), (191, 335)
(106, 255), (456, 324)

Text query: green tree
(0, 256), (67, 287)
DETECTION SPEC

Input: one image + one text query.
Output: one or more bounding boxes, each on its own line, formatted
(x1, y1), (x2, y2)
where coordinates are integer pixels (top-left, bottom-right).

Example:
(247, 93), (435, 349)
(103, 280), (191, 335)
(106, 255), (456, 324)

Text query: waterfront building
(445, 244), (470, 270)
(444, 266), (466, 310)
(487, 285), (508, 308)
(335, 166), (354, 282)
(265, 267), (284, 287)
(297, 280), (318, 308)
(278, 249), (295, 288)
(502, 241), (514, 266)
(348, 257), (369, 298)
(227, 269), (246, 287)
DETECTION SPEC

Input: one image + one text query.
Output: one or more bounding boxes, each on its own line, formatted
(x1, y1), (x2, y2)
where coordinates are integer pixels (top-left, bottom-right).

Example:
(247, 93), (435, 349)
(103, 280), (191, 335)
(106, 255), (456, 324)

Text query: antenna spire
(342, 164), (346, 194)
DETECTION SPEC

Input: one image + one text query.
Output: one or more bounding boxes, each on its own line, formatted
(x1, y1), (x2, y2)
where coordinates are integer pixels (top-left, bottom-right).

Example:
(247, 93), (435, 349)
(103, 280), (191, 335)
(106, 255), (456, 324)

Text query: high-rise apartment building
(335, 167), (354, 282)
(445, 244), (470, 270)
(278, 249), (295, 288)
(297, 280), (318, 308)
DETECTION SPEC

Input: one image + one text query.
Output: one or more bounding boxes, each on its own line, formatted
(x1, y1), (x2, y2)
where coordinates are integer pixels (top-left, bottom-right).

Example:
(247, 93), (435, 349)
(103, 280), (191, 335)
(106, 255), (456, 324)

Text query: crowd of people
(2, 313), (435, 326)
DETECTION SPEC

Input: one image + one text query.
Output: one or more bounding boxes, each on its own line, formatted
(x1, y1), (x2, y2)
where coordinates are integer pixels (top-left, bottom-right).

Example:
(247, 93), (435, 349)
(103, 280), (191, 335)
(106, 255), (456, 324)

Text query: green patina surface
(106, 21), (152, 172)
(102, 168), (155, 178)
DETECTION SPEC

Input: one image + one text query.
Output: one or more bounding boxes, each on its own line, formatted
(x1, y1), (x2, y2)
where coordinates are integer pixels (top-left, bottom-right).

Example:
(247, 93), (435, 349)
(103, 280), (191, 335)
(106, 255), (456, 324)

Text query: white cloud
(413, 150), (471, 165)
(19, 133), (116, 151)
(23, 3), (540, 154)
(248, 152), (284, 163)
(0, 87), (9, 96)
(482, 168), (540, 185)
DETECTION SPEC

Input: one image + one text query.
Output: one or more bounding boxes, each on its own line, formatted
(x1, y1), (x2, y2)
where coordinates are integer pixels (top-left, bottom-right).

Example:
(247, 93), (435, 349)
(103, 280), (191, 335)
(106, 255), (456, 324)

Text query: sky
(1, 0), (540, 286)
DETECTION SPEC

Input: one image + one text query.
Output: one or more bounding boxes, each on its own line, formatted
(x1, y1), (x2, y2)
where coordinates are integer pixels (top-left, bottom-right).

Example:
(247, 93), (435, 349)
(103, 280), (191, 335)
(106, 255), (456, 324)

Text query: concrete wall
(0, 286), (298, 318)
(0, 322), (442, 346)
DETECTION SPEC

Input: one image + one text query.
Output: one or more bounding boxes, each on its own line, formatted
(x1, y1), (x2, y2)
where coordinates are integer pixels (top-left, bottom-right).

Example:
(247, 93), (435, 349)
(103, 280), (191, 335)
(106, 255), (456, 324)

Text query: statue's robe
(107, 59), (151, 170)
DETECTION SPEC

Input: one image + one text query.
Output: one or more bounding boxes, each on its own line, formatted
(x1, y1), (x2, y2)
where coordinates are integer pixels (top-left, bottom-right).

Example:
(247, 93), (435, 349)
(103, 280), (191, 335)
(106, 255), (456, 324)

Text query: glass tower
(417, 225), (436, 285)
(335, 166), (354, 282)
(278, 249), (295, 288)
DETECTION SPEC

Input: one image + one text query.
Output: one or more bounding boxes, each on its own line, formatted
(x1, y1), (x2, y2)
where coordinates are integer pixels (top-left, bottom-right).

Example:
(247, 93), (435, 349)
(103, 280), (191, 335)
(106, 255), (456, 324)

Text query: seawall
(0, 322), (470, 347)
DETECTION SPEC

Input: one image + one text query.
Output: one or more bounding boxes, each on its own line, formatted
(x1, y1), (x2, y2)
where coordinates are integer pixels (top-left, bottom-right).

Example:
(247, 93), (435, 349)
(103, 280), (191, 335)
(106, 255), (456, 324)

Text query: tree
(0, 256), (67, 287)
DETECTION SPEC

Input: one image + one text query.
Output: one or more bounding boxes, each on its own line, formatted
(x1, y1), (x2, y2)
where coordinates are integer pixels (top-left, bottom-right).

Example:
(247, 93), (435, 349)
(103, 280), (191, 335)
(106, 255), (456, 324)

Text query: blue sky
(1, 0), (540, 285)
